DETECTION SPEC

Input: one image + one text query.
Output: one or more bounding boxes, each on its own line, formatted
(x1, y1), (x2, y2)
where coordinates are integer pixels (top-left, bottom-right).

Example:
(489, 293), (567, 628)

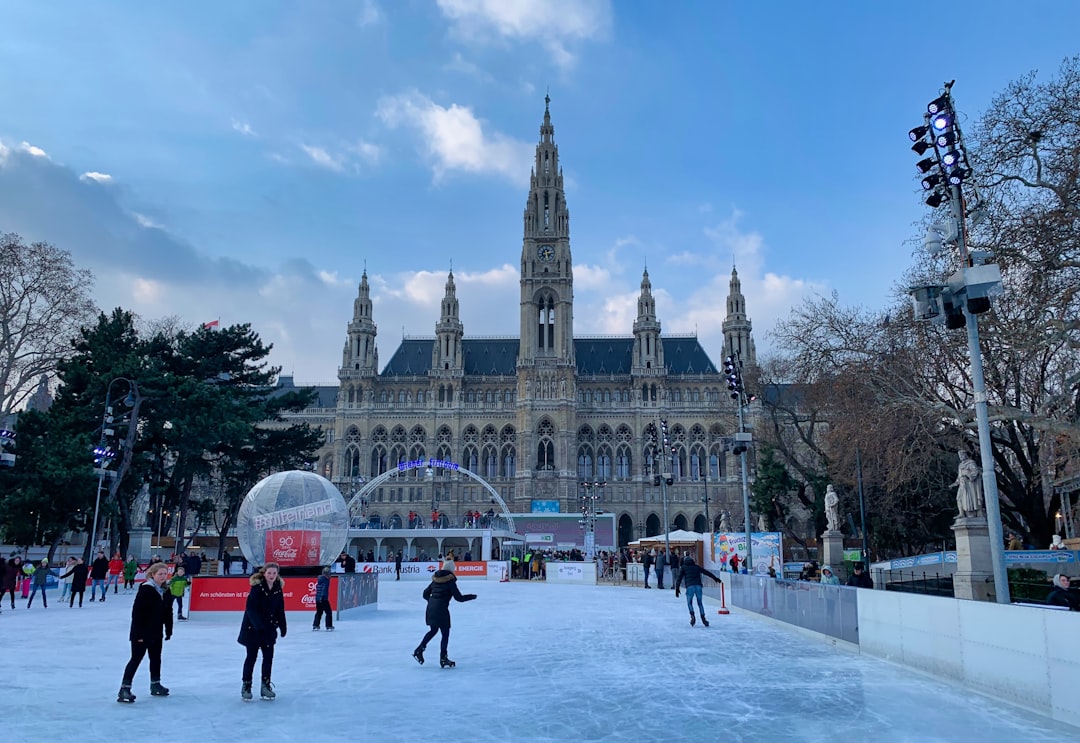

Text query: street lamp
(89, 377), (140, 560)
(579, 481), (605, 558)
(724, 353), (754, 572)
(907, 81), (1009, 604)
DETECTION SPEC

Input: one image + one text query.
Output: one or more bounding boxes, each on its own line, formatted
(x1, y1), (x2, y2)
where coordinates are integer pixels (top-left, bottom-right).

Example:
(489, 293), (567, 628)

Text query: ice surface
(1, 581), (1074, 743)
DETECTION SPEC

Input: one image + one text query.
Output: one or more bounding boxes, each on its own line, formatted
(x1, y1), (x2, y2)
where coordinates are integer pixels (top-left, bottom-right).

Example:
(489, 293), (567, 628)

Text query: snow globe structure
(236, 470), (349, 568)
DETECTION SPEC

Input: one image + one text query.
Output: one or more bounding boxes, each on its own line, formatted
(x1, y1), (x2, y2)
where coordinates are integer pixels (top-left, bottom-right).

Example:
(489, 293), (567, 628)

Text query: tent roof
(629, 529), (706, 546)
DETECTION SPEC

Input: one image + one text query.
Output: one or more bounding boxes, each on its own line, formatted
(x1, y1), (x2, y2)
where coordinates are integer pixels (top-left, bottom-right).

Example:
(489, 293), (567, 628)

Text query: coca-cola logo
(272, 548), (299, 560)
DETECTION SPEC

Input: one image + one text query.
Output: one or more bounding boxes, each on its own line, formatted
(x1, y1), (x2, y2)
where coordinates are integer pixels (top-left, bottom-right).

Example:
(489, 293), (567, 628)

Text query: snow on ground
(0, 579), (1073, 742)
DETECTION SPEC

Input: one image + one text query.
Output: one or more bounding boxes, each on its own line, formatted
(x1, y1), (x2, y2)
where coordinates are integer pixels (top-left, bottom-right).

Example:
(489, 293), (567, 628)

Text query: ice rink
(1, 578), (1074, 742)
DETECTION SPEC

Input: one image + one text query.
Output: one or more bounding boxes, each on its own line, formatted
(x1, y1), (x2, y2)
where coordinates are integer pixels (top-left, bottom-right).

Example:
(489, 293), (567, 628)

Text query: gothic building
(282, 99), (758, 547)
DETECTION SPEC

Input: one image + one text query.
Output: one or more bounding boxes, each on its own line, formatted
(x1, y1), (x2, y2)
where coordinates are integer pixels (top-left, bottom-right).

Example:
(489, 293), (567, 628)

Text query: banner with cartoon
(707, 532), (783, 576)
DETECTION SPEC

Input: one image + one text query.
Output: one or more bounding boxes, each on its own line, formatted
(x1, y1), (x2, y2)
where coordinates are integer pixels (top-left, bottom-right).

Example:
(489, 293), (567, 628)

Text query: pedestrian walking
(643, 549), (654, 588)
(65, 558), (89, 608)
(655, 548), (668, 590)
(312, 567), (333, 631)
(237, 563), (287, 701)
(117, 562), (173, 703)
(90, 551), (109, 602)
(27, 559), (52, 608)
(412, 559), (476, 669)
(675, 555), (720, 627)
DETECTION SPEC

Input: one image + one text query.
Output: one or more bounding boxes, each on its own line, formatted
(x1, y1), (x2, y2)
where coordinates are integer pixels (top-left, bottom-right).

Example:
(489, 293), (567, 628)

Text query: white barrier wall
(857, 589), (1080, 729)
(545, 561), (598, 585)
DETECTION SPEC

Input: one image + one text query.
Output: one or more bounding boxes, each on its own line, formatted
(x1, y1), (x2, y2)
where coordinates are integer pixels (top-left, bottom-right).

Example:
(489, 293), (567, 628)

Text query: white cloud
(357, 0), (382, 27)
(317, 270), (353, 288)
(132, 212), (164, 229)
(267, 152), (290, 165)
(231, 119), (256, 137)
(377, 91), (532, 184)
(436, 0), (611, 70)
(300, 144), (345, 172)
(80, 171), (113, 184)
(348, 139), (382, 165)
(19, 141), (49, 159)
(132, 278), (165, 303)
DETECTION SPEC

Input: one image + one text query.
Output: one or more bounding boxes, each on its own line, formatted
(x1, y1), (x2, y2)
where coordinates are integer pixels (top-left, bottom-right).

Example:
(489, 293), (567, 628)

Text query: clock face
(537, 244), (555, 262)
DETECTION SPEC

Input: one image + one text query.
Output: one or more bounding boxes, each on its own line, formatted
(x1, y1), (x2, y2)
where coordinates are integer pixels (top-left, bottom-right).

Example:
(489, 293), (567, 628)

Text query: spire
(633, 267), (663, 373)
(722, 264), (756, 365)
(340, 267), (378, 379)
(524, 96), (568, 239)
(433, 269), (465, 375)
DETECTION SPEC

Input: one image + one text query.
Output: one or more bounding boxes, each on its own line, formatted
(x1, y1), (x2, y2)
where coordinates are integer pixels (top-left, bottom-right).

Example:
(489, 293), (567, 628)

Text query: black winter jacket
(1046, 586), (1080, 611)
(847, 572), (874, 589)
(65, 563), (89, 590)
(676, 559), (719, 589)
(90, 557), (109, 580)
(422, 570), (475, 628)
(129, 582), (173, 643)
(238, 573), (287, 647)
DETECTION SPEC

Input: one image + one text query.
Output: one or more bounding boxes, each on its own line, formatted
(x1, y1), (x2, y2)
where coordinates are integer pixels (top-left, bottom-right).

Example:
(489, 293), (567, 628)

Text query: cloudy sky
(1, 1), (1078, 385)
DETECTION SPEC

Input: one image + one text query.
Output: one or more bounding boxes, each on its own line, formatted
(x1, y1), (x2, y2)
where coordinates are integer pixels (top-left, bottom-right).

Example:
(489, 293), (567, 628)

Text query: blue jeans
(685, 585), (704, 614)
(91, 579), (106, 599)
(28, 585), (47, 607)
(106, 574), (120, 592)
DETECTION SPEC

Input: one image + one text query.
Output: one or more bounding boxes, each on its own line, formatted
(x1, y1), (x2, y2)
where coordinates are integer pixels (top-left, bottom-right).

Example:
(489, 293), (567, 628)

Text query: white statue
(824, 484), (841, 533)
(1050, 534), (1066, 550)
(952, 449), (985, 518)
(757, 514), (768, 532)
(130, 484), (152, 529)
(718, 510), (731, 533)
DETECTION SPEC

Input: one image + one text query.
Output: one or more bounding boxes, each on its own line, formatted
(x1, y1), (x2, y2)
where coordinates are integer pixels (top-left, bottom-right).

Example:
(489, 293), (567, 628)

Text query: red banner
(189, 576), (337, 612)
(453, 561), (488, 576)
(264, 530), (322, 567)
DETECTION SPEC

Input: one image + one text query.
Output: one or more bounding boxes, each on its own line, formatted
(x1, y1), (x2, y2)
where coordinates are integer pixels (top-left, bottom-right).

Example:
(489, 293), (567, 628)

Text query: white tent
(628, 529), (705, 546)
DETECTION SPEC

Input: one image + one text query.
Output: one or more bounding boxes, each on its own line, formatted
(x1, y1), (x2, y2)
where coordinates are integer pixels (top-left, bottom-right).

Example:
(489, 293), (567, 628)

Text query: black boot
(150, 680), (169, 696)
(690, 613), (696, 626)
(440, 655), (456, 668)
(700, 614), (710, 627)
(117, 685), (136, 704)
(260, 679), (276, 700)
(412, 646), (425, 665)
(241, 681), (253, 702)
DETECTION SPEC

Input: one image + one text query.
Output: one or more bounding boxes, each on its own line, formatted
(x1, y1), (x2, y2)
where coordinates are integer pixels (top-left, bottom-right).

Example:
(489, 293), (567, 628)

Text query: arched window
(483, 446), (498, 479)
(615, 445), (632, 480)
(596, 446), (612, 482)
(536, 419), (556, 470)
(501, 446), (516, 478)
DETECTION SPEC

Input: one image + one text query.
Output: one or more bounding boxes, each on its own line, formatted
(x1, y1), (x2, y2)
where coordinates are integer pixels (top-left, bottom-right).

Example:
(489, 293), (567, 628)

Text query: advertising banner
(264, 530), (322, 567)
(189, 575), (336, 612)
(336, 572), (378, 613)
(708, 532), (784, 576)
(356, 561), (492, 580)
(546, 561), (597, 585)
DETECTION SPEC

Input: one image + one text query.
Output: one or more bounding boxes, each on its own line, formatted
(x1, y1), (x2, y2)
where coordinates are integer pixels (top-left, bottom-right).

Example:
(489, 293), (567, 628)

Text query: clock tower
(519, 95), (574, 367)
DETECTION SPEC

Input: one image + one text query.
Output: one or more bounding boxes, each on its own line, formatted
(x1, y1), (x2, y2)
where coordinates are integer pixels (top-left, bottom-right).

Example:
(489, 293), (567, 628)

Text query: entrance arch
(673, 514), (688, 531)
(346, 458), (516, 532)
(618, 514), (634, 547)
(645, 513), (661, 537)
(693, 514), (707, 533)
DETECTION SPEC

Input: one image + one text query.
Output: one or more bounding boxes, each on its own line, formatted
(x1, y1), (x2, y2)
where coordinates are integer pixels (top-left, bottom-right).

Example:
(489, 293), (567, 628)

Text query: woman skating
(412, 559), (476, 668)
(117, 562), (173, 703)
(237, 563), (286, 701)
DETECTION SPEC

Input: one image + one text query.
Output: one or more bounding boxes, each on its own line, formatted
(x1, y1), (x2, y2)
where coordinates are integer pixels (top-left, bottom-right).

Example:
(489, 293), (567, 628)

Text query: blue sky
(1, 1), (1078, 384)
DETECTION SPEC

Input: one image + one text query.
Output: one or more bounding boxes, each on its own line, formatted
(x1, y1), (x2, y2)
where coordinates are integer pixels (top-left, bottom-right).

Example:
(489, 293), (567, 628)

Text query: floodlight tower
(724, 352), (754, 572)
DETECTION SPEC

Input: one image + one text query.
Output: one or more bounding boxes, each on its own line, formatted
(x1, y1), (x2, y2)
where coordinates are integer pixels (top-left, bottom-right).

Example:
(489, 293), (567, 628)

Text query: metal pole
(738, 400), (752, 572)
(950, 183), (1010, 605)
(856, 447), (869, 564)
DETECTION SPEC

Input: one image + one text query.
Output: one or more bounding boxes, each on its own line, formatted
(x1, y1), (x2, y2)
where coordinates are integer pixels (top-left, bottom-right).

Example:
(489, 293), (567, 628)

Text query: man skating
(675, 555), (721, 627)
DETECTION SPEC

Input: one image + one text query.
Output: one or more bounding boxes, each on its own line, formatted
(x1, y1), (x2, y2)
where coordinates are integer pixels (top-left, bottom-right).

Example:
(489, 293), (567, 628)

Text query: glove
(279, 626), (287, 638)
(165, 633), (172, 641)
(675, 589), (680, 598)
(463, 594), (477, 601)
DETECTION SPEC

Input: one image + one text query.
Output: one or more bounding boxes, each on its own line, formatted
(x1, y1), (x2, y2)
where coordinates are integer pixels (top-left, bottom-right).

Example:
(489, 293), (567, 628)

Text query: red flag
(202, 320), (220, 329)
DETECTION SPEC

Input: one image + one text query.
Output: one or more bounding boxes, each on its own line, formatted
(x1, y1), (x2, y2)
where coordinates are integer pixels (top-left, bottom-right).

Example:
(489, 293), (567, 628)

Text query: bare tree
(0, 234), (97, 415)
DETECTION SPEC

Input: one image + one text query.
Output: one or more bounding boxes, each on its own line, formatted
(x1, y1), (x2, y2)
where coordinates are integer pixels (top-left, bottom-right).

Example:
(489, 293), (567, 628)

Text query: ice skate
(150, 681), (170, 697)
(326, 626), (334, 631)
(117, 685), (136, 704)
(177, 615), (187, 621)
(440, 655), (456, 669)
(312, 625), (320, 631)
(412, 646), (425, 665)
(689, 613), (696, 626)
(700, 614), (710, 627)
(241, 682), (253, 702)
(260, 679), (276, 700)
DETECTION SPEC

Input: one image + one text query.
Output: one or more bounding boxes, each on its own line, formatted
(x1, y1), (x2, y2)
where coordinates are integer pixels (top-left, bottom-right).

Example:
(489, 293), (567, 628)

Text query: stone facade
(282, 99), (758, 547)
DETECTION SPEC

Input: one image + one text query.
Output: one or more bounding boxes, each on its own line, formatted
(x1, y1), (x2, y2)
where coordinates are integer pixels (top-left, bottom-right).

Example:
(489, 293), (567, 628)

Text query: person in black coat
(117, 562), (173, 703)
(412, 561), (476, 668)
(65, 558), (89, 607)
(675, 555), (721, 627)
(846, 562), (874, 589)
(1047, 574), (1080, 611)
(237, 563), (287, 701)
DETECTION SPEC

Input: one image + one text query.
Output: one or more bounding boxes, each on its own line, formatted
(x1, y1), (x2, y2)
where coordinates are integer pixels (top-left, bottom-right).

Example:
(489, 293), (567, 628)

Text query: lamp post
(579, 480), (605, 558)
(644, 421), (672, 559)
(907, 82), (1010, 604)
(724, 353), (754, 572)
(89, 377), (140, 560)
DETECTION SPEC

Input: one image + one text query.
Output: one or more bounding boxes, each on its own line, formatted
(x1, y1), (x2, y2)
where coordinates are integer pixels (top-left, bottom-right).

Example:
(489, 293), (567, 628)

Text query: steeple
(632, 268), (664, 374)
(340, 269), (379, 379)
(432, 270), (464, 376)
(519, 96), (574, 366)
(722, 265), (756, 364)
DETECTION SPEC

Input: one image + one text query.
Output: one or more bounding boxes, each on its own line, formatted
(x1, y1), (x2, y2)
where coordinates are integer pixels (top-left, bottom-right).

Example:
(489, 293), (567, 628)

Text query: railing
(881, 571), (955, 597)
(721, 573), (861, 644)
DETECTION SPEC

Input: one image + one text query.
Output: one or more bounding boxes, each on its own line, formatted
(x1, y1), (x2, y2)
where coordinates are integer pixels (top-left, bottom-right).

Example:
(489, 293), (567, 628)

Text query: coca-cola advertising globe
(236, 470), (349, 568)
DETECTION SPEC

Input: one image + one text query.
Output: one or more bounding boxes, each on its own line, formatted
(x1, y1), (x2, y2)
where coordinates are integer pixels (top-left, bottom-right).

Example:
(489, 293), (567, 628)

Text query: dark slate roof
(381, 336), (719, 377)
(272, 376), (338, 408)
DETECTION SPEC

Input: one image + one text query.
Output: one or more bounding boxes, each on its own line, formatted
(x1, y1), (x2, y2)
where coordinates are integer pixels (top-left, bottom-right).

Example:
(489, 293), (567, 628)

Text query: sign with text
(264, 530), (321, 567)
(189, 576), (336, 612)
(708, 532), (784, 576)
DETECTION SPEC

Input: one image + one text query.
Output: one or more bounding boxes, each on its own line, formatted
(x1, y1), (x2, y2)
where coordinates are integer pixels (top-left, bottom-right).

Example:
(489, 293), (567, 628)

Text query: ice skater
(26, 559), (51, 608)
(169, 565), (190, 620)
(312, 566), (333, 631)
(117, 562), (173, 703)
(412, 559), (476, 668)
(674, 555), (721, 627)
(237, 563), (287, 701)
(66, 557), (88, 607)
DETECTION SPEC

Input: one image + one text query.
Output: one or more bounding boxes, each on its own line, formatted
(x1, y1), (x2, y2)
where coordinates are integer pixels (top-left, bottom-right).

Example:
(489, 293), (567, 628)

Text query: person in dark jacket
(27, 559), (51, 608)
(237, 563), (287, 701)
(412, 560), (476, 668)
(675, 555), (721, 627)
(1046, 574), (1080, 611)
(2, 556), (22, 609)
(66, 557), (89, 607)
(313, 567), (333, 631)
(90, 551), (110, 602)
(655, 549), (668, 589)
(846, 562), (874, 589)
(642, 549), (654, 588)
(395, 550), (403, 581)
(117, 562), (173, 703)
